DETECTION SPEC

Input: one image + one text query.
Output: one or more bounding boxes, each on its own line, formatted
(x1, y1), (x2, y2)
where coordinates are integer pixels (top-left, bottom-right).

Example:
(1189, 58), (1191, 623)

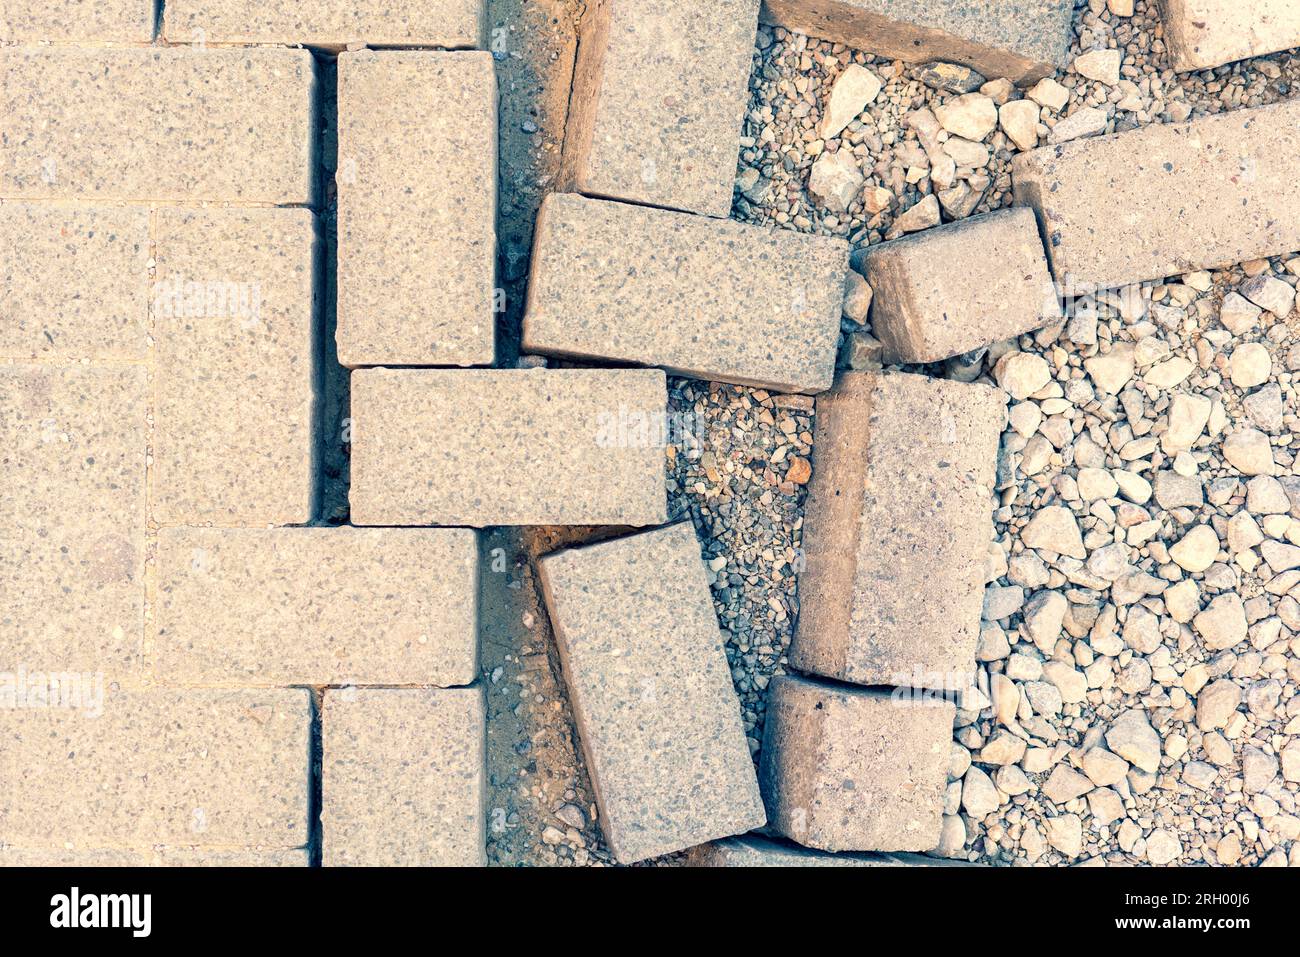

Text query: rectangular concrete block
(760, 0), (1073, 84)
(155, 527), (479, 687)
(322, 687), (487, 867)
(792, 371), (1004, 689)
(538, 523), (766, 863)
(863, 207), (1059, 364)
(758, 675), (955, 852)
(0, 688), (311, 848)
(0, 47), (315, 203)
(350, 368), (668, 527)
(0, 1), (154, 42)
(523, 194), (848, 394)
(337, 51), (496, 367)
(0, 848), (308, 867)
(1161, 0), (1300, 73)
(563, 0), (759, 217)
(1, 365), (146, 677)
(685, 834), (965, 866)
(164, 0), (487, 48)
(1013, 98), (1300, 292)
(152, 207), (317, 526)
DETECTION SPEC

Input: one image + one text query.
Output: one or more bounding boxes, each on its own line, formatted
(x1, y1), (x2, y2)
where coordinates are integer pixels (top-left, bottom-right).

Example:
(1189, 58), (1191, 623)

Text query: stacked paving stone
(1160, 0), (1300, 73)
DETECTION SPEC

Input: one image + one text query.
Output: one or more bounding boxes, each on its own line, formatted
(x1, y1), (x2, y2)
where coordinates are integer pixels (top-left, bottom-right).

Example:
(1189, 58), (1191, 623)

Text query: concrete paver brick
(322, 687), (487, 867)
(685, 834), (965, 866)
(1161, 1), (1300, 73)
(523, 193), (848, 394)
(349, 368), (668, 527)
(0, 848), (308, 867)
(337, 51), (496, 367)
(0, 1), (154, 42)
(537, 523), (766, 863)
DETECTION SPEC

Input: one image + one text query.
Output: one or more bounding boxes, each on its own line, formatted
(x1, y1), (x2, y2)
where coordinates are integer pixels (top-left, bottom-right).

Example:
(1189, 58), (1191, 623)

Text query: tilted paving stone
(758, 675), (955, 853)
(1013, 98), (1300, 292)
(1161, 0), (1300, 73)
(155, 527), (479, 687)
(759, 0), (1074, 84)
(0, 688), (311, 849)
(523, 193), (848, 394)
(152, 207), (317, 526)
(685, 834), (971, 866)
(861, 207), (1060, 364)
(0, 0), (155, 42)
(337, 51), (496, 367)
(349, 368), (668, 527)
(537, 523), (766, 863)
(163, 0), (487, 48)
(0, 47), (314, 203)
(791, 371), (1005, 689)
(322, 687), (487, 867)
(0, 848), (308, 867)
(562, 0), (759, 217)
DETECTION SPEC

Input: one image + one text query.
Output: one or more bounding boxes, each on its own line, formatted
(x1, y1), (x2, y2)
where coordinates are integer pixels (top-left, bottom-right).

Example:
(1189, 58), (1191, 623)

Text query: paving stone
(1013, 99), (1300, 291)
(0, 688), (310, 848)
(155, 528), (479, 687)
(164, 0), (486, 48)
(862, 207), (1059, 363)
(350, 368), (668, 527)
(0, 1), (154, 41)
(0, 848), (307, 867)
(760, 0), (1074, 84)
(537, 523), (765, 863)
(0, 203), (150, 361)
(758, 675), (955, 852)
(684, 834), (967, 866)
(1, 365), (146, 676)
(562, 0), (759, 217)
(337, 51), (496, 367)
(523, 194), (848, 394)
(152, 207), (316, 526)
(0, 47), (314, 203)
(322, 687), (486, 867)
(791, 372), (1005, 688)
(1162, 1), (1300, 73)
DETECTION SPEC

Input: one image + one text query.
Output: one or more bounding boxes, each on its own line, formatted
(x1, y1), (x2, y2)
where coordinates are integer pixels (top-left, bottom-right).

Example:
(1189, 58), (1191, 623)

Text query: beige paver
(538, 523), (766, 863)
(1013, 98), (1300, 292)
(562, 0), (759, 217)
(155, 527), (479, 687)
(0, 848), (307, 867)
(760, 0), (1073, 84)
(0, 47), (314, 203)
(0, 688), (311, 848)
(0, 1), (154, 42)
(791, 372), (1004, 689)
(1, 365), (146, 677)
(164, 0), (486, 48)
(523, 193), (848, 394)
(758, 675), (955, 852)
(350, 368), (668, 527)
(152, 207), (316, 526)
(337, 51), (496, 367)
(685, 834), (966, 866)
(1161, 1), (1300, 73)
(322, 687), (487, 867)
(862, 208), (1059, 364)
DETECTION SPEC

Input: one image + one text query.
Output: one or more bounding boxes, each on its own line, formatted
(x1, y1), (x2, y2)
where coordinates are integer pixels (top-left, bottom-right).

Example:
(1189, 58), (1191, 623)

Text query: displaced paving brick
(1162, 1), (1300, 73)
(337, 51), (496, 367)
(0, 47), (314, 203)
(758, 675), (955, 852)
(155, 527), (479, 687)
(1, 365), (146, 676)
(760, 0), (1073, 84)
(0, 203), (151, 361)
(562, 0), (759, 217)
(1014, 99), (1300, 291)
(350, 368), (668, 527)
(0, 0), (154, 42)
(792, 372), (1004, 688)
(322, 687), (486, 867)
(523, 194), (848, 394)
(152, 207), (316, 526)
(164, 0), (486, 48)
(862, 208), (1059, 363)
(685, 834), (967, 866)
(0, 848), (307, 867)
(0, 688), (311, 848)
(538, 523), (765, 863)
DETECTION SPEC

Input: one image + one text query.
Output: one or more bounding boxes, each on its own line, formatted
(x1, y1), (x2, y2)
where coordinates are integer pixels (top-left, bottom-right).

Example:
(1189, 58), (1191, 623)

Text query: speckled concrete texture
(791, 371), (1005, 689)
(337, 51), (496, 367)
(322, 687), (487, 867)
(684, 834), (964, 866)
(163, 0), (487, 48)
(1161, 0), (1300, 73)
(523, 193), (848, 394)
(349, 368), (668, 527)
(0, 1), (155, 42)
(537, 523), (766, 863)
(0, 847), (308, 867)
(758, 676), (955, 852)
